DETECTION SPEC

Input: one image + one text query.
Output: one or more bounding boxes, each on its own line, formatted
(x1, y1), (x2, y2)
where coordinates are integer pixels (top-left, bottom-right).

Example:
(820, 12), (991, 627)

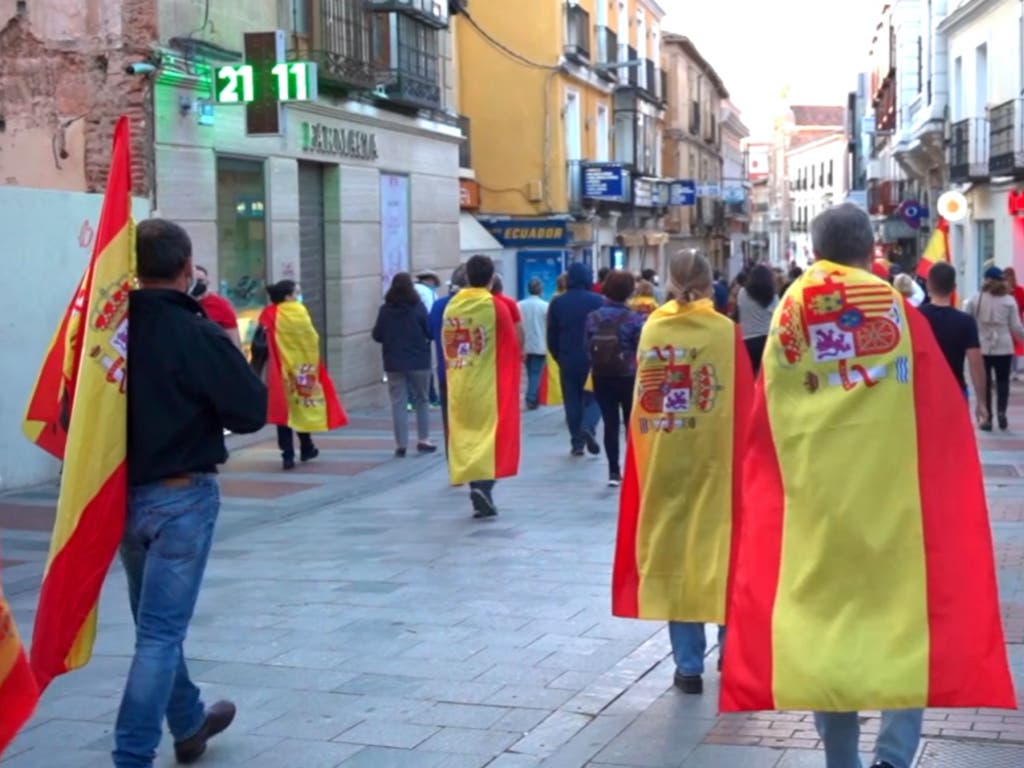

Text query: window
(614, 110), (634, 166)
(636, 11), (647, 89)
(216, 157), (267, 312)
(291, 0), (311, 35)
(617, 0), (628, 62)
(975, 43), (988, 117)
(596, 104), (610, 161)
(975, 220), (994, 289)
(596, 0), (607, 28)
(828, 159), (834, 187)
(395, 14), (439, 84)
(916, 35), (923, 94)
(565, 90), (582, 161)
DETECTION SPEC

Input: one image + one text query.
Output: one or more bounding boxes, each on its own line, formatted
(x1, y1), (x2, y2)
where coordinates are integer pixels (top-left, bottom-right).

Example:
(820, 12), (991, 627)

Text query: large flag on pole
(22, 116), (134, 690)
(722, 262), (1015, 712)
(0, 562), (38, 756)
(915, 217), (956, 305)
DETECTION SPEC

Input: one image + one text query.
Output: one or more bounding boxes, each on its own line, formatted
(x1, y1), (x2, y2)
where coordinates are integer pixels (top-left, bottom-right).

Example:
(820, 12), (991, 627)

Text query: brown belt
(157, 475), (194, 488)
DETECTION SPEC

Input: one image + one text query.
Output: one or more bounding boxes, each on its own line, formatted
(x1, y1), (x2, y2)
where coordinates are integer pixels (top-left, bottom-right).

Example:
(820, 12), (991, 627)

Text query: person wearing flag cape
(722, 204), (1016, 768)
(612, 249), (753, 695)
(442, 255), (521, 518)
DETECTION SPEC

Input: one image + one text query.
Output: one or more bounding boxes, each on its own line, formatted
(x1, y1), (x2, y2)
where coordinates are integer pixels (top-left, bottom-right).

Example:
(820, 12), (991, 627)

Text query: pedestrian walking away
(584, 270), (646, 486)
(373, 272), (437, 457)
(920, 262), (987, 423)
(518, 277), (550, 410)
(611, 249), (753, 695)
(442, 255), (521, 518)
(548, 262), (603, 456)
(428, 265), (468, 452)
(965, 266), (1024, 431)
(117, 218), (267, 768)
(723, 203), (1016, 768)
(735, 263), (778, 375)
(256, 280), (348, 469)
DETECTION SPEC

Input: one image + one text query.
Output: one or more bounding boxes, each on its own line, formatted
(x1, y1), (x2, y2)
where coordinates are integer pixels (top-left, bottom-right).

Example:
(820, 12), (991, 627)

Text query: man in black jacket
(114, 219), (267, 768)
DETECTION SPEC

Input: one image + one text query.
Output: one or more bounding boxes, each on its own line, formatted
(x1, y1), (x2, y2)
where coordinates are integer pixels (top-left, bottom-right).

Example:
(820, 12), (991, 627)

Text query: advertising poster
(517, 250), (566, 301)
(380, 173), (410, 295)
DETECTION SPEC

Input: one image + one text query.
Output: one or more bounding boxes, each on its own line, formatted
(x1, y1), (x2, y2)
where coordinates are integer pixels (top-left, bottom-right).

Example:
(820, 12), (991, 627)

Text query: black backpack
(589, 311), (632, 377)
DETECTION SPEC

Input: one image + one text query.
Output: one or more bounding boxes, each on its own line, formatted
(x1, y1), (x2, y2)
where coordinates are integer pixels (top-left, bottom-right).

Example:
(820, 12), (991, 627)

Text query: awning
(459, 212), (504, 253)
(617, 230), (669, 247)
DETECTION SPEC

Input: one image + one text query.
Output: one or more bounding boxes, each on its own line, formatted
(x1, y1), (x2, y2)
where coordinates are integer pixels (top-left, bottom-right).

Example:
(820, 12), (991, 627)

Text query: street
(2, 403), (1024, 768)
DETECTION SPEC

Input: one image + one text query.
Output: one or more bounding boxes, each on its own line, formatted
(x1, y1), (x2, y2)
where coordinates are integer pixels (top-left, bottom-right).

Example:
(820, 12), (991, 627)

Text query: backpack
(590, 311), (632, 377)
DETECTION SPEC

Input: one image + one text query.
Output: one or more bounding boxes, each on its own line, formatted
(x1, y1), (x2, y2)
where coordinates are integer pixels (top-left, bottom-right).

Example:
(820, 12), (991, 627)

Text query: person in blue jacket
(547, 262), (603, 456)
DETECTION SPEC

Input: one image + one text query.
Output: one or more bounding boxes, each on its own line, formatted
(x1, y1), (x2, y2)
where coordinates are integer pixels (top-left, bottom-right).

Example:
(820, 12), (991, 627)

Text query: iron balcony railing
(989, 98), (1024, 176)
(949, 117), (990, 182)
(315, 0), (379, 90)
(564, 2), (590, 63)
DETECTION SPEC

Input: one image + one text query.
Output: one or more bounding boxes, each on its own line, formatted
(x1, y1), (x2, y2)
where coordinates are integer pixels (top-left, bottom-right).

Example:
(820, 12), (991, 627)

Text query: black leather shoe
(673, 671), (703, 694)
(282, 457), (296, 470)
(300, 447), (319, 462)
(174, 700), (236, 764)
(584, 430), (601, 455)
(999, 413), (1009, 430)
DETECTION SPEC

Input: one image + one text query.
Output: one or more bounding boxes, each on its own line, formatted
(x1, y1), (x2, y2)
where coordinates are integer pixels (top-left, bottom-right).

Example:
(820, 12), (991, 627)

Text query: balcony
(364, 0), (449, 29)
(314, 0), (379, 90)
(595, 26), (617, 80)
(626, 46), (638, 87)
(990, 98), (1024, 178)
(457, 114), (471, 169)
(948, 117), (990, 182)
(867, 179), (899, 215)
(564, 3), (590, 64)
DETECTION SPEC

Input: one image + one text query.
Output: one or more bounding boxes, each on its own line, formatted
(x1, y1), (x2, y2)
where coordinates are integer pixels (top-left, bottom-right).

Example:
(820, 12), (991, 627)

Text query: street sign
(582, 163), (631, 202)
(652, 181), (670, 207)
(670, 180), (696, 206)
(697, 183), (721, 198)
(722, 185), (746, 204)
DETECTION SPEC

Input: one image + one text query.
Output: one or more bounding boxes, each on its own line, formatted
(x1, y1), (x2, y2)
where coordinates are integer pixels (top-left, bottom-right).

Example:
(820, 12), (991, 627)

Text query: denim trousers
(524, 354), (547, 407)
(386, 369), (432, 448)
(668, 622), (725, 676)
(113, 475), (220, 768)
(814, 710), (923, 768)
(559, 366), (601, 450)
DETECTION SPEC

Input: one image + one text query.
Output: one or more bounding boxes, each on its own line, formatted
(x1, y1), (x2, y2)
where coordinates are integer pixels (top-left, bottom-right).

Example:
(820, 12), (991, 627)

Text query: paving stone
(485, 685), (577, 710)
(334, 720), (439, 749)
(243, 738), (363, 767)
(408, 702), (510, 729)
(253, 710), (366, 741)
(417, 726), (521, 756)
(509, 710), (594, 757)
(679, 744), (786, 767)
(338, 746), (448, 767)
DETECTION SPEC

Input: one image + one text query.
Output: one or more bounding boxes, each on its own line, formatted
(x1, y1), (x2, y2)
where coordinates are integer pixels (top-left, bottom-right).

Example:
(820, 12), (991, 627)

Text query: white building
(941, 0), (1024, 291)
(788, 132), (848, 267)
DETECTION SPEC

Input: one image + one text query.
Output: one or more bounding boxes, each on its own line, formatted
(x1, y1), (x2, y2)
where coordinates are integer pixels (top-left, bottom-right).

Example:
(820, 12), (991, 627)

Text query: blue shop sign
(484, 219), (572, 247)
(670, 180), (697, 206)
(582, 163), (631, 202)
(652, 181), (671, 207)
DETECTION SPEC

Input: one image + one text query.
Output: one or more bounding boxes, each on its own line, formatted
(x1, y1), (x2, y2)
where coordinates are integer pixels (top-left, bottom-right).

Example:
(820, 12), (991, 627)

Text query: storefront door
(298, 161), (328, 360)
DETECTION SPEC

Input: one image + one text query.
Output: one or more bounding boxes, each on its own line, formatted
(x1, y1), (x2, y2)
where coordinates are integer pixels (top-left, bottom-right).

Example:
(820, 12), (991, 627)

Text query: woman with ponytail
(611, 249), (753, 695)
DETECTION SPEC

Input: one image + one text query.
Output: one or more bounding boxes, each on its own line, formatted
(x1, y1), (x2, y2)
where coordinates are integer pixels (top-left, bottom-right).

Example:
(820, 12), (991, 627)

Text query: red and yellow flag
(537, 353), (563, 406)
(21, 116), (134, 690)
(916, 217), (956, 305)
(613, 298), (752, 622)
(722, 261), (1016, 712)
(0, 567), (38, 756)
(442, 288), (521, 484)
(260, 301), (347, 432)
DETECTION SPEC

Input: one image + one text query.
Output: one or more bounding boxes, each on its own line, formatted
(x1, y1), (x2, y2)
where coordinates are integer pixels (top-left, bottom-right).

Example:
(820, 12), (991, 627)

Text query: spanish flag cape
(22, 116), (134, 690)
(722, 261), (1016, 712)
(0, 564), (38, 756)
(260, 301), (347, 433)
(537, 353), (563, 406)
(613, 298), (753, 622)
(442, 287), (521, 484)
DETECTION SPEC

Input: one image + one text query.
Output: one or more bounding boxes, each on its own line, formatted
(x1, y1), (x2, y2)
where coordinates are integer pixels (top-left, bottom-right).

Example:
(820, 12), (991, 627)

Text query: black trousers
(744, 335), (768, 376)
(276, 426), (314, 460)
(593, 375), (635, 473)
(438, 381), (495, 498)
(984, 354), (1013, 418)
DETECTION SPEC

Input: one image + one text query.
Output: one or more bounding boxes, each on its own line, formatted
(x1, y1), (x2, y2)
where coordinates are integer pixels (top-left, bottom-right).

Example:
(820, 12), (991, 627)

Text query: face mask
(190, 280), (208, 299)
(296, 294), (304, 304)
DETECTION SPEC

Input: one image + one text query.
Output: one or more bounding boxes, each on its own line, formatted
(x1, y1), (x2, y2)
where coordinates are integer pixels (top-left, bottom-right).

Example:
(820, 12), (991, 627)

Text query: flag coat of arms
(722, 261), (1016, 712)
(260, 301), (347, 433)
(442, 287), (521, 484)
(613, 298), (753, 622)
(0, 567), (38, 755)
(21, 116), (134, 690)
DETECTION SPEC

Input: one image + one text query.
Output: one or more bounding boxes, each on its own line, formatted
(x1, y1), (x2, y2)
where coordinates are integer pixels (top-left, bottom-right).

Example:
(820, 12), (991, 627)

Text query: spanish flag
(722, 261), (1016, 712)
(613, 298), (752, 621)
(22, 116), (134, 689)
(442, 287), (521, 484)
(260, 301), (347, 432)
(537, 353), (563, 406)
(916, 217), (956, 305)
(0, 566), (38, 756)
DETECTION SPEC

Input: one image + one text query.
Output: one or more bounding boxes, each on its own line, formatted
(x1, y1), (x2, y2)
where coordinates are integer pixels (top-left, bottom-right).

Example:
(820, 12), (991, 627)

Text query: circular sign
(937, 190), (968, 222)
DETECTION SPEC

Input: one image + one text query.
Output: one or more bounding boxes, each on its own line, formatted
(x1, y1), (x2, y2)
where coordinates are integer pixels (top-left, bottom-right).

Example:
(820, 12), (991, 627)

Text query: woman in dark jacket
(372, 272), (436, 456)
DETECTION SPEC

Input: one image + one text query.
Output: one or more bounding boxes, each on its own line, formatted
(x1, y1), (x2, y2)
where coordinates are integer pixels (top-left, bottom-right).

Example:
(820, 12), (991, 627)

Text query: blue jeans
(113, 475), (220, 768)
(524, 354), (546, 407)
(814, 710), (923, 768)
(669, 622), (725, 676)
(559, 366), (601, 450)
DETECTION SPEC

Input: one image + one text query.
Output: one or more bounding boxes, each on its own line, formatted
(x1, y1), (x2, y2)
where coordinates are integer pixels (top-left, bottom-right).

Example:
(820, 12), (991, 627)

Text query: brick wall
(0, 0), (157, 196)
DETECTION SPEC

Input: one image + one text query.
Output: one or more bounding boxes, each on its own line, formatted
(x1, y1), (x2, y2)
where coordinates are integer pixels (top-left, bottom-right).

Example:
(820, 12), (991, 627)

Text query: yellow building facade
(455, 0), (670, 293)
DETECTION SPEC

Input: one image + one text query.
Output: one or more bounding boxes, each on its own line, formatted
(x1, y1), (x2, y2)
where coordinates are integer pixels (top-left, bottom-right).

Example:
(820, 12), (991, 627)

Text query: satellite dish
(937, 190), (968, 222)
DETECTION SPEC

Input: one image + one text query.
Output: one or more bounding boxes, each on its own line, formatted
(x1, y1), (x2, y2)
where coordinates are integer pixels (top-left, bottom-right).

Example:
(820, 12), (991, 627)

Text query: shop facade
(153, 63), (462, 407)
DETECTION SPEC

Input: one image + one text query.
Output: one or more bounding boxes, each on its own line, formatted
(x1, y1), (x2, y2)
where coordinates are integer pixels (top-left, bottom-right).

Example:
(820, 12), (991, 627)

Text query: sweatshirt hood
(567, 262), (592, 290)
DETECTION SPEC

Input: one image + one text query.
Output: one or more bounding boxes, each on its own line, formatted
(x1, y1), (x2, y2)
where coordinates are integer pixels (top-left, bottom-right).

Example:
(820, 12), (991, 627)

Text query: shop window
(216, 157), (268, 317)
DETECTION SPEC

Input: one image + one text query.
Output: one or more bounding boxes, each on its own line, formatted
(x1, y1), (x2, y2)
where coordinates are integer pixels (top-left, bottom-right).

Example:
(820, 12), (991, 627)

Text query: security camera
(124, 62), (157, 76)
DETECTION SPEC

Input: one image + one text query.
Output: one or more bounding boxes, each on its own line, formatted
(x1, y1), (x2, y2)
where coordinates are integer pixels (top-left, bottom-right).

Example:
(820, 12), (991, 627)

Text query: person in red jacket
(191, 265), (241, 350)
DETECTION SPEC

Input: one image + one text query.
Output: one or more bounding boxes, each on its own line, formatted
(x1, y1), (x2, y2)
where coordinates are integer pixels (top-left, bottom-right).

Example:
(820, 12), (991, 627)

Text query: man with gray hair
(723, 203), (1014, 768)
(518, 277), (550, 409)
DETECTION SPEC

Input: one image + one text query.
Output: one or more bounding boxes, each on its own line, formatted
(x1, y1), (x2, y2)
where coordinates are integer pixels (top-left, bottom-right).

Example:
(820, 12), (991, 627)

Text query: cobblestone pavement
(2, 395), (1023, 767)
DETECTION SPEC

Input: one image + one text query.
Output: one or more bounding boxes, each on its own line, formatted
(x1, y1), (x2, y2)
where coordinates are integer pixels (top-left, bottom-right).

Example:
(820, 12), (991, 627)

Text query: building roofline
(662, 33), (728, 99)
(937, 0), (994, 34)
(638, 0), (667, 19)
(786, 131), (847, 156)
